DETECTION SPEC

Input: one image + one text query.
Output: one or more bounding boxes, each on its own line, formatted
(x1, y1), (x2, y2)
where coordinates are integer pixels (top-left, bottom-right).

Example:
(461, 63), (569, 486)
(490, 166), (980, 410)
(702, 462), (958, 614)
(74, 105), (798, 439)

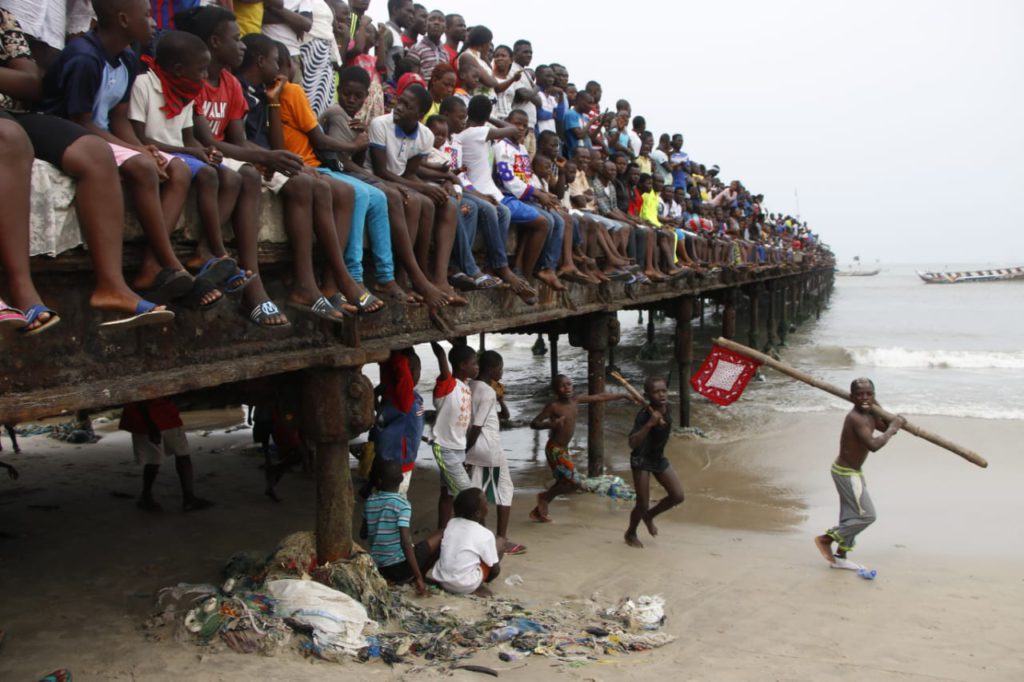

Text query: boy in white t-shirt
(430, 341), (478, 528)
(466, 351), (526, 555)
(428, 487), (503, 596)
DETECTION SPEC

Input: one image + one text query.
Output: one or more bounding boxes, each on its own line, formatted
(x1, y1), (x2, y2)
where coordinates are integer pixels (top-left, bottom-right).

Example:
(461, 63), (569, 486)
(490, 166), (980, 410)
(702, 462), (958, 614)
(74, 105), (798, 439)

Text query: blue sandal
(97, 300), (175, 331)
(18, 304), (60, 336)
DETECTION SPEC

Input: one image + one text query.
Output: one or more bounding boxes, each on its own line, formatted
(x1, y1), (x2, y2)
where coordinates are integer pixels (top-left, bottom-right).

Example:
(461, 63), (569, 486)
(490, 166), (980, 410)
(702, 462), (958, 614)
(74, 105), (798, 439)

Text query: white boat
(917, 266), (1024, 284)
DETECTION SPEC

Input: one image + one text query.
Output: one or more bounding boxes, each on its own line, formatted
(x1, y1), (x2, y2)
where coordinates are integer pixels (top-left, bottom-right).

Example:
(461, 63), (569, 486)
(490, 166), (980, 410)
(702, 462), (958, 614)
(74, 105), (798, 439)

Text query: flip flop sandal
(179, 277), (224, 310)
(373, 283), (418, 305)
(504, 543), (527, 555)
(355, 290), (385, 314)
(325, 293), (357, 317)
(472, 273), (503, 289)
(98, 299), (175, 331)
(18, 304), (60, 336)
(193, 256), (237, 286)
(606, 269), (632, 282)
(138, 268), (194, 304)
(0, 301), (27, 330)
(248, 300), (291, 328)
(223, 269), (257, 295)
(288, 296), (348, 324)
(38, 669), (72, 682)
(449, 272), (477, 292)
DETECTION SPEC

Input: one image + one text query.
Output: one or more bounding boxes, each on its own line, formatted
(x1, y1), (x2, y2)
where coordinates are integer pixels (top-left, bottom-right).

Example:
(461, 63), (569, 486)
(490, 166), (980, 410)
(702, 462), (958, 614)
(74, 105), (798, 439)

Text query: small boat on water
(836, 269), (880, 277)
(917, 266), (1024, 284)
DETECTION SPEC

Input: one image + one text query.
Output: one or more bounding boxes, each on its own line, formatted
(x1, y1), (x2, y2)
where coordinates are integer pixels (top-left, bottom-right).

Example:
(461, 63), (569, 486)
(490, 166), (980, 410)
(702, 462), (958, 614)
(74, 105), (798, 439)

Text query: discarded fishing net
(580, 474), (636, 501)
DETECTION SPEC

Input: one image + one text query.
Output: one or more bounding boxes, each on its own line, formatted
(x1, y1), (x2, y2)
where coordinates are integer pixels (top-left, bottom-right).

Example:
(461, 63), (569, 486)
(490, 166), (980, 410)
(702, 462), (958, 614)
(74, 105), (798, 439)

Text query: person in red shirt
(120, 398), (213, 512)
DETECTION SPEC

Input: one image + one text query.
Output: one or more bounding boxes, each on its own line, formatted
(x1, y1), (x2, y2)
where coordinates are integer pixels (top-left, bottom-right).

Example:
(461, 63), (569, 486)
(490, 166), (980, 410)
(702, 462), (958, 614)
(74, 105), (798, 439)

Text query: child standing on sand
(528, 374), (629, 522)
(624, 376), (685, 548)
(430, 341), (478, 527)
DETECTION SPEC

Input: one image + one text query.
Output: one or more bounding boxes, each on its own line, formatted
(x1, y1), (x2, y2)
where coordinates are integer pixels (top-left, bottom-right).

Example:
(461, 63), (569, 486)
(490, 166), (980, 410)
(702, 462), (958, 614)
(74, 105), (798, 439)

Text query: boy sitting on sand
(528, 374), (629, 522)
(428, 487), (503, 596)
(624, 376), (685, 548)
(363, 460), (442, 596)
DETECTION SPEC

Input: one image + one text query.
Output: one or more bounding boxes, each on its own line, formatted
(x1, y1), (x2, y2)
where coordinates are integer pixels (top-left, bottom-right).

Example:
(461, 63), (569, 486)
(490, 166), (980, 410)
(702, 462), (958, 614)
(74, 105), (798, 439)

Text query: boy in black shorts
(624, 376), (685, 548)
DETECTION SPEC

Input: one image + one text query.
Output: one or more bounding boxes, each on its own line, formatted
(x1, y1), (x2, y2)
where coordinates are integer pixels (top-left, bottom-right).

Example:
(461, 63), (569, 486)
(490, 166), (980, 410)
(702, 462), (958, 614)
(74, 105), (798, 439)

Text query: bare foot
(625, 532), (644, 548)
(535, 269), (567, 291)
(374, 280), (418, 304)
(814, 535), (835, 564)
(414, 280), (451, 310)
(643, 514), (658, 537)
(530, 493), (552, 522)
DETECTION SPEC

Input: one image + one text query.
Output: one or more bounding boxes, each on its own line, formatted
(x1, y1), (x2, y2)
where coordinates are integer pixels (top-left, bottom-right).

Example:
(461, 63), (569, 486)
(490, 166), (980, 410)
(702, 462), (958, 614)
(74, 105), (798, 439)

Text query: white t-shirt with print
(432, 375), (472, 451)
(429, 517), (499, 594)
(368, 112), (435, 176)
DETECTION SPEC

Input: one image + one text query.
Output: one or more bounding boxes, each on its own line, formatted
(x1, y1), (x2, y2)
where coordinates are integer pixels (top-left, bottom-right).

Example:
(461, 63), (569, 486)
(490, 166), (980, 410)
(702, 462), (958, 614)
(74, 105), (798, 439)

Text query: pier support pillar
(699, 297), (705, 329)
(765, 282), (777, 348)
(303, 367), (355, 565)
(674, 296), (695, 428)
(779, 282), (790, 346)
(745, 285), (762, 351)
(583, 313), (612, 477)
(548, 332), (559, 381)
(815, 274), (824, 320)
(722, 289), (738, 340)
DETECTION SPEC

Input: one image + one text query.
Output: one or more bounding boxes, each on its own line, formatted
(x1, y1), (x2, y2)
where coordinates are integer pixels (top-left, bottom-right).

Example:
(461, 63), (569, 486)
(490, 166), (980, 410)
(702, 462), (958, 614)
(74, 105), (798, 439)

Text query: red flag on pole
(690, 346), (762, 406)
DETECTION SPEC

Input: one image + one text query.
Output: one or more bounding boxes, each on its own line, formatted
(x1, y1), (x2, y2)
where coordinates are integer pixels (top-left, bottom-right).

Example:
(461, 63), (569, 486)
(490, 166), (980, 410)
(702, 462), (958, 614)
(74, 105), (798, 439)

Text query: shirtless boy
(528, 374), (629, 522)
(815, 378), (906, 567)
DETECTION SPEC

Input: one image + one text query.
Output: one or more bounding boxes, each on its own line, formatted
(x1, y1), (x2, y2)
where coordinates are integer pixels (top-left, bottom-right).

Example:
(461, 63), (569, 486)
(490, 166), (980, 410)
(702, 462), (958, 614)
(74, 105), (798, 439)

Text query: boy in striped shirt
(363, 459), (441, 595)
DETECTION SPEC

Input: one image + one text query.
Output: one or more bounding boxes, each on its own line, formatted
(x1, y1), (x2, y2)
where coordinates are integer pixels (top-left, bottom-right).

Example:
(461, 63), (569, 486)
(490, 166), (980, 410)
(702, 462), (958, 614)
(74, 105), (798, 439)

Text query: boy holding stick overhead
(623, 375), (685, 548)
(528, 374), (629, 522)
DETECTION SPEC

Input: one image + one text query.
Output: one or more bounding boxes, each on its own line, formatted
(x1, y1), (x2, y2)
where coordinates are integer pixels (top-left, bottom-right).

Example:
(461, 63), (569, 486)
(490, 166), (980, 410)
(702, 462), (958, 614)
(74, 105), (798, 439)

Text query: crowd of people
(0, 0), (828, 336)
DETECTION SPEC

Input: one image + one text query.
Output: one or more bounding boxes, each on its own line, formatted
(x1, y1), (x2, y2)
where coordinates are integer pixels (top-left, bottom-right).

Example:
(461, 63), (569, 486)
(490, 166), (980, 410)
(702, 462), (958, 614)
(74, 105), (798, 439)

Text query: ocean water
(757, 263), (1024, 420)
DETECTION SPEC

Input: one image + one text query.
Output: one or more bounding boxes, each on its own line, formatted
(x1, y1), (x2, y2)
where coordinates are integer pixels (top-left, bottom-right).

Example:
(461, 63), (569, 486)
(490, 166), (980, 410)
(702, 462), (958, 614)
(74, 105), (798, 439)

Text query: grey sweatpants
(825, 461), (877, 552)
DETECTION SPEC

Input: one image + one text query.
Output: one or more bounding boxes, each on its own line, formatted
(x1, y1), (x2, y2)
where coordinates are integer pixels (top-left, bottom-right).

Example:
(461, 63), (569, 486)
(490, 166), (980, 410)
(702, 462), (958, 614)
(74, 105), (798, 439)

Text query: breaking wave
(805, 346), (1024, 370)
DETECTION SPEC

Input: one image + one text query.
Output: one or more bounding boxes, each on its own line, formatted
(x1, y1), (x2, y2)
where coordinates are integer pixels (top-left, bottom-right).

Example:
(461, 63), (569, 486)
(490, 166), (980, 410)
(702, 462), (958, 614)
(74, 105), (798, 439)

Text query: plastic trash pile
(144, 532), (675, 671)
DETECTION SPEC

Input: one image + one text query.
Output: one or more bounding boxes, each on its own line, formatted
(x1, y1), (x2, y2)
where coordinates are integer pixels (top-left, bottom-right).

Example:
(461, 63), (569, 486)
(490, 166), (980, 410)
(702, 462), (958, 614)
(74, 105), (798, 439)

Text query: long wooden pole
(609, 370), (655, 415)
(712, 337), (988, 469)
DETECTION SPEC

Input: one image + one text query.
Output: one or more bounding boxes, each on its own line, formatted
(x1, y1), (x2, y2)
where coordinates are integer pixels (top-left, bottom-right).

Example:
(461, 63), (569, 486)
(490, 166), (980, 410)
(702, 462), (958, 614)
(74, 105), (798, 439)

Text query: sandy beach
(0, 405), (1021, 681)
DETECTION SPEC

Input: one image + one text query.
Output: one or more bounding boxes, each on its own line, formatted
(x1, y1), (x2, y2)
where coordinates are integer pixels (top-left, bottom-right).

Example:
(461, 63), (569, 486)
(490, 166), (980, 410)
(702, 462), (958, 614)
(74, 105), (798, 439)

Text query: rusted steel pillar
(722, 289), (737, 340)
(585, 314), (610, 477)
(675, 296), (695, 428)
(303, 367), (353, 564)
(548, 332), (559, 381)
(746, 285), (761, 351)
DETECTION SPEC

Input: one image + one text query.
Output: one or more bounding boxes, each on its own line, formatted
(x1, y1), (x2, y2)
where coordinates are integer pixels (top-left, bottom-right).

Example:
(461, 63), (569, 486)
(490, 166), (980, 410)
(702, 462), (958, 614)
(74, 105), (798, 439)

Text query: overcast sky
(393, 0), (1023, 265)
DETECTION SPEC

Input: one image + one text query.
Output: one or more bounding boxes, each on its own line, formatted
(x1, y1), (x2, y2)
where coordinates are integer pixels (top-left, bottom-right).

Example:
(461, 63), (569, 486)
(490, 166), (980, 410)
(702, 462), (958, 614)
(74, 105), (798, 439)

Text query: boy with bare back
(528, 374), (629, 522)
(814, 378), (905, 568)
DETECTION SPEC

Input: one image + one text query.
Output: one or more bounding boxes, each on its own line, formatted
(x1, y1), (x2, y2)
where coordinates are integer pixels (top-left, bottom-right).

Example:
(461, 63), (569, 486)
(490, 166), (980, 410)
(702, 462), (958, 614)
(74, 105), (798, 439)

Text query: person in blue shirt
(42, 0), (208, 307)
(562, 91), (593, 160)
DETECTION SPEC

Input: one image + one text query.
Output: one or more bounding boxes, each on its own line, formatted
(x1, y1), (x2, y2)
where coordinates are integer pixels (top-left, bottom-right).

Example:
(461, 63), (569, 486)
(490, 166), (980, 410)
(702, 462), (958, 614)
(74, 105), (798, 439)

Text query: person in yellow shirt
(638, 173), (687, 278)
(234, 0), (265, 36)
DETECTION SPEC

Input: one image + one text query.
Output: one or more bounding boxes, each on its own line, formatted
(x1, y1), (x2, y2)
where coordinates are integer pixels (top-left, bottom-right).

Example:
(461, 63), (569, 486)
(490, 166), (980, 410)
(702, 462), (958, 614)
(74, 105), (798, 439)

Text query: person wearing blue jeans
(537, 208), (565, 276)
(317, 169), (396, 289)
(458, 193), (514, 277)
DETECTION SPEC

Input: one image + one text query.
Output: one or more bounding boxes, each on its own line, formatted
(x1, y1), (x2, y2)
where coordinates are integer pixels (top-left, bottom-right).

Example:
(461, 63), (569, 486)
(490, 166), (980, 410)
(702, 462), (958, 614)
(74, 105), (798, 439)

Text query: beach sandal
(223, 269), (256, 295)
(325, 293), (358, 317)
(179, 277), (224, 310)
(529, 507), (552, 523)
(193, 256), (237, 287)
(355, 290), (385, 314)
(504, 543), (527, 555)
(138, 268), (193, 304)
(606, 269), (632, 282)
(248, 300), (291, 328)
(449, 272), (477, 292)
(472, 273), (503, 289)
(0, 301), (27, 330)
(18, 304), (61, 336)
(288, 296), (348, 324)
(38, 670), (72, 682)
(98, 300), (175, 331)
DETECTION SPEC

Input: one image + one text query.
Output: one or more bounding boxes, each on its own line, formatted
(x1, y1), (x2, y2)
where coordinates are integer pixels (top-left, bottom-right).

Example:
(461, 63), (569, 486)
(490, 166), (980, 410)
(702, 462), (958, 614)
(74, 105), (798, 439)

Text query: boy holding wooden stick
(623, 375), (685, 548)
(815, 377), (905, 567)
